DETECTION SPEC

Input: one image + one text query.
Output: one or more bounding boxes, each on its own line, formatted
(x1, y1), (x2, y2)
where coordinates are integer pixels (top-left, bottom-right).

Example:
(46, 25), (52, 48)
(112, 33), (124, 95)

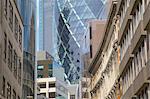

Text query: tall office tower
(16, 0), (36, 98)
(0, 0), (24, 99)
(37, 0), (57, 56)
(54, 0), (108, 84)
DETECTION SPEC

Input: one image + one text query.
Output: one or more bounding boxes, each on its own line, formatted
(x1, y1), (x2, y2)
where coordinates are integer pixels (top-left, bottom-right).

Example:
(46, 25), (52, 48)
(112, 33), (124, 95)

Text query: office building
(37, 77), (68, 99)
(37, 51), (70, 99)
(37, 51), (64, 80)
(117, 0), (150, 98)
(0, 0), (23, 99)
(16, 0), (36, 98)
(38, 0), (57, 56)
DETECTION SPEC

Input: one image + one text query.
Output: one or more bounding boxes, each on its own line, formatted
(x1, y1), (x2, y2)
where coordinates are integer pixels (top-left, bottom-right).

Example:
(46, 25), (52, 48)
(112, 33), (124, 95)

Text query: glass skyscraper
(54, 0), (108, 84)
(37, 0), (57, 56)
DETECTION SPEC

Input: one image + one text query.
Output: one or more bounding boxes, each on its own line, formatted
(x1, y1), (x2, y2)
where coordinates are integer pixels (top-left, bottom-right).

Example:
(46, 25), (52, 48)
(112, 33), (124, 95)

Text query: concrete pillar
(125, 74), (127, 92)
(141, 46), (145, 68)
(130, 64), (133, 84)
(148, 33), (150, 60)
(132, 60), (135, 82)
(144, 39), (148, 63)
(129, 66), (132, 86)
(148, 85), (150, 99)
(143, 90), (147, 99)
(46, 81), (49, 98)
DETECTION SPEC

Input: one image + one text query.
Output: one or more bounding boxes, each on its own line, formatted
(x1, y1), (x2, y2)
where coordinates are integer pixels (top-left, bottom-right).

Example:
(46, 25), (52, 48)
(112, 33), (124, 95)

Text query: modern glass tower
(54, 0), (108, 84)
(37, 0), (57, 56)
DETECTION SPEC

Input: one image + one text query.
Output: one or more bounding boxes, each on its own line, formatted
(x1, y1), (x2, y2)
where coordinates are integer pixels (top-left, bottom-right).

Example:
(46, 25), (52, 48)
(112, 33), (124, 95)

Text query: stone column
(148, 85), (150, 99)
(46, 81), (49, 98)
(144, 39), (148, 64)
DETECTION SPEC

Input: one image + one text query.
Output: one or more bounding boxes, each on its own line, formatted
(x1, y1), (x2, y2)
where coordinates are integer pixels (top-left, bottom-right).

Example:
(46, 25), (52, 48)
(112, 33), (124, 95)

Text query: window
(4, 33), (7, 61)
(12, 90), (16, 99)
(39, 83), (46, 88)
(15, 15), (18, 41)
(7, 83), (11, 99)
(19, 26), (22, 49)
(37, 74), (43, 78)
(70, 95), (75, 99)
(8, 41), (13, 71)
(14, 51), (17, 78)
(4, 0), (8, 19)
(9, 0), (13, 31)
(2, 76), (6, 97)
(89, 26), (92, 39)
(48, 64), (52, 69)
(18, 59), (21, 85)
(49, 82), (55, 88)
(40, 93), (46, 97)
(49, 92), (55, 98)
(90, 45), (93, 58)
(37, 65), (44, 70)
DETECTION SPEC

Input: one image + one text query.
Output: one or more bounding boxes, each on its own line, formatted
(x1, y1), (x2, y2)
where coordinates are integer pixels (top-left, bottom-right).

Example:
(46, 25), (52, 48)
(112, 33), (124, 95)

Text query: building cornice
(88, 1), (118, 75)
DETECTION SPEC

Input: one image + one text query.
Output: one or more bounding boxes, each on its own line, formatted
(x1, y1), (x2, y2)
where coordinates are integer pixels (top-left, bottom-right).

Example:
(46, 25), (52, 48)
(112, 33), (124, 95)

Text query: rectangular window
(49, 82), (55, 88)
(2, 76), (6, 97)
(4, 0), (8, 19)
(15, 15), (18, 41)
(18, 59), (21, 85)
(14, 50), (17, 78)
(89, 26), (92, 39)
(40, 93), (46, 97)
(19, 26), (22, 49)
(9, 0), (13, 31)
(49, 92), (55, 98)
(4, 33), (7, 61)
(12, 90), (16, 99)
(37, 74), (43, 78)
(7, 83), (11, 99)
(90, 45), (92, 58)
(37, 65), (44, 70)
(48, 64), (52, 69)
(8, 41), (13, 71)
(39, 83), (46, 88)
(70, 95), (75, 99)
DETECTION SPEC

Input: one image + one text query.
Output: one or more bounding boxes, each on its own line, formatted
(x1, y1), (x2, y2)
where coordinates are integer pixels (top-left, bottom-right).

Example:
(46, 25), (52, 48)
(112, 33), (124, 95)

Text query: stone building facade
(0, 0), (23, 99)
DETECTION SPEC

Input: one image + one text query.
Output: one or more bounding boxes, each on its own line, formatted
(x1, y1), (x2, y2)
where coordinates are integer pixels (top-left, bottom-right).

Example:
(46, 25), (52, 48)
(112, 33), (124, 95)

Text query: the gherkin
(55, 0), (108, 84)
